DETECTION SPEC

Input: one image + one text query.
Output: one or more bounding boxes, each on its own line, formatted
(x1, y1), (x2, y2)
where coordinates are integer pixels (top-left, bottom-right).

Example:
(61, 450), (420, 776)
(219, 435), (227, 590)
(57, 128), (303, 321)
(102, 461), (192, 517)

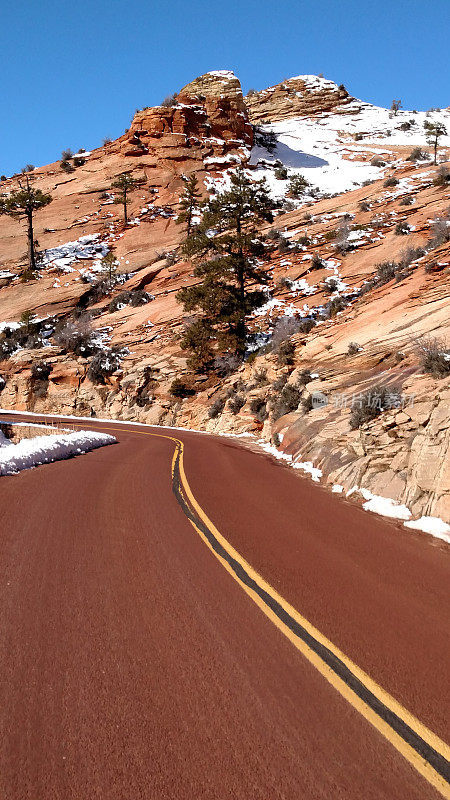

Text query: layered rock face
(119, 70), (252, 165)
(1, 68), (450, 528)
(245, 75), (358, 124)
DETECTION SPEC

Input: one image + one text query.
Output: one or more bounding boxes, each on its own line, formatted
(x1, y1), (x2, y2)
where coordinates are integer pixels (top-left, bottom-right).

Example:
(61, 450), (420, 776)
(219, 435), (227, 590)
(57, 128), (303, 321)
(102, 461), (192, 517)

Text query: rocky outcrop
(1, 68), (450, 528)
(119, 70), (252, 164)
(245, 75), (358, 124)
(274, 376), (450, 523)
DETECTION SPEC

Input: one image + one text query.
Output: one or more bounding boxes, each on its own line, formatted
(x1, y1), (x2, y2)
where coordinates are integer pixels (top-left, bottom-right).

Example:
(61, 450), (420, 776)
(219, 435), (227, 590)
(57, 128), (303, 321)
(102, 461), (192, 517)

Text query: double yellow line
(164, 432), (449, 798)
(6, 416), (450, 796)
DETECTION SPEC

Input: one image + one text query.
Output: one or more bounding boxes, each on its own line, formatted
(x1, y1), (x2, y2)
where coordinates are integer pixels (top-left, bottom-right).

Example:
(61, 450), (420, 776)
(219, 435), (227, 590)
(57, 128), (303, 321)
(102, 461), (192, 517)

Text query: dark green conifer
(177, 167), (274, 370)
(0, 175), (52, 277)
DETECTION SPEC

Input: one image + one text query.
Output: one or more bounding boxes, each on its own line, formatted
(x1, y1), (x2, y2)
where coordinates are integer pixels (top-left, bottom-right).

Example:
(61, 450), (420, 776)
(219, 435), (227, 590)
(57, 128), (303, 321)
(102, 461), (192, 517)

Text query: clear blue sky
(1, 0), (449, 177)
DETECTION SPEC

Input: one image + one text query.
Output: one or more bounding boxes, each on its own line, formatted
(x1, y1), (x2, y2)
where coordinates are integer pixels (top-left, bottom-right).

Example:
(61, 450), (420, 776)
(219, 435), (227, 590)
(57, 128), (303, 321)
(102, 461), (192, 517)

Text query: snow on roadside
(0, 429), (116, 476)
(404, 516), (450, 544)
(2, 410), (448, 544)
(254, 439), (323, 481)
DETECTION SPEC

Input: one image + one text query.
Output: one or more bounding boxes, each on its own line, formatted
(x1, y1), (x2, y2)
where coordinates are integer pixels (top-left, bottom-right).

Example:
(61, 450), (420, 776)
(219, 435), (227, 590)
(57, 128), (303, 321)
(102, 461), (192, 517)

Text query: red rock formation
(119, 70), (252, 163)
(245, 75), (358, 124)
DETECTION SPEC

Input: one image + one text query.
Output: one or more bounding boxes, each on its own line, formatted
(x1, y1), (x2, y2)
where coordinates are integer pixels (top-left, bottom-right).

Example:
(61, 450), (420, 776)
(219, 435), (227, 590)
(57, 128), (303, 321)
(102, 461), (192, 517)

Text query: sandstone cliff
(1, 69), (450, 531)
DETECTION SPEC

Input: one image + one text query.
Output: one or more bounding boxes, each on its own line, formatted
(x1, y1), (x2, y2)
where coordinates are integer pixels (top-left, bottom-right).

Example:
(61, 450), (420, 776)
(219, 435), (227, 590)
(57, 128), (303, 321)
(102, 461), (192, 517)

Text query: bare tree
(390, 99), (402, 116)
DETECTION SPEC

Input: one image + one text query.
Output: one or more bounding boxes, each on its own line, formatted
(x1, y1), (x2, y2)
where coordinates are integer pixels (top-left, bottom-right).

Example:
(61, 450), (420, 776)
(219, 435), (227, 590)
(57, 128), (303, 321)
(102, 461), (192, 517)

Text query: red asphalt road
(0, 414), (448, 799)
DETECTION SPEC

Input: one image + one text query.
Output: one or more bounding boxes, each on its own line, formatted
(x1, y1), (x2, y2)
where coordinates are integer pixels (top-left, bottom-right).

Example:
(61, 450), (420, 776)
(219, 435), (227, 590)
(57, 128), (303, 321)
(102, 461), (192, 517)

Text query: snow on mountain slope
(250, 101), (450, 199)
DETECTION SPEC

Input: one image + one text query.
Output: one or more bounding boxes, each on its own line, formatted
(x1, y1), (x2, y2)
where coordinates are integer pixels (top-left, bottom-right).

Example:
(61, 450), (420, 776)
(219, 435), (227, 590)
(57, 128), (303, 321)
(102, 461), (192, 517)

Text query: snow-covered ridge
(288, 75), (342, 91)
(206, 70), (237, 80)
(250, 101), (450, 200)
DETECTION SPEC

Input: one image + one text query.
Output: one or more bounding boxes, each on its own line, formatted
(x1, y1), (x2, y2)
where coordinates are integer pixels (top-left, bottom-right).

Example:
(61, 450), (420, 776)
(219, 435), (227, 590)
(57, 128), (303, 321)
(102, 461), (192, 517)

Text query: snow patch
(404, 516), (450, 543)
(0, 430), (116, 476)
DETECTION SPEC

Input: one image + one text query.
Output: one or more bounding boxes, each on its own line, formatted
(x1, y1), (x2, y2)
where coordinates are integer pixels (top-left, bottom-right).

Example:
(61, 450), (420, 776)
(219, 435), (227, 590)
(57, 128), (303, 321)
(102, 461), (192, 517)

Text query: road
(0, 412), (448, 799)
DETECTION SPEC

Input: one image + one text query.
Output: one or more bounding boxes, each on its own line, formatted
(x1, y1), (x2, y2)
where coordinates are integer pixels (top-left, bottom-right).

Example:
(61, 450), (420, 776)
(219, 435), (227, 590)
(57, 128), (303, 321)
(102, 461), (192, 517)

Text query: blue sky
(1, 0), (449, 177)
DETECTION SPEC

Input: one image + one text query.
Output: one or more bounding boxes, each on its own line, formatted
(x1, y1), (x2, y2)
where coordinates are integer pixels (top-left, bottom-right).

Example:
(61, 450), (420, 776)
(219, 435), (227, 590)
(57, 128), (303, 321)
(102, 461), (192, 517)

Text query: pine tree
(424, 121), (447, 165)
(176, 175), (202, 237)
(177, 167), (274, 371)
(0, 175), (52, 278)
(111, 173), (139, 224)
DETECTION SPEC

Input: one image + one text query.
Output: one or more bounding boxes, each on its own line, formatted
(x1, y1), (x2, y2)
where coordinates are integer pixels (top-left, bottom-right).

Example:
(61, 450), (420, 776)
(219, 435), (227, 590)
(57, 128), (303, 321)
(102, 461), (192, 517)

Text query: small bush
(277, 236), (292, 253)
(334, 223), (351, 255)
(384, 177), (399, 188)
(282, 199), (296, 212)
(108, 290), (151, 312)
(297, 369), (312, 385)
(418, 337), (450, 377)
(253, 126), (277, 154)
(358, 201), (370, 212)
(428, 217), (450, 249)
(297, 234), (311, 247)
(250, 367), (268, 388)
(370, 157), (386, 168)
(310, 253), (324, 270)
(400, 245), (424, 268)
(208, 396), (226, 418)
(161, 94), (178, 107)
(228, 394), (246, 414)
(0, 316), (47, 359)
(302, 394), (314, 413)
(30, 360), (52, 381)
(433, 166), (450, 187)
(87, 348), (122, 384)
(350, 386), (402, 429)
(395, 220), (410, 235)
(323, 296), (348, 318)
(54, 315), (97, 357)
(274, 165), (288, 180)
(169, 378), (194, 398)
(277, 340), (295, 366)
(214, 353), (242, 377)
(376, 261), (398, 284)
(60, 160), (74, 173)
(323, 278), (339, 294)
(249, 397), (268, 422)
(347, 341), (361, 355)
(276, 276), (292, 291)
(272, 373), (288, 391)
(287, 175), (311, 198)
(399, 195), (414, 206)
(271, 383), (302, 420)
(271, 316), (300, 349)
(407, 148), (428, 162)
(298, 318), (316, 334)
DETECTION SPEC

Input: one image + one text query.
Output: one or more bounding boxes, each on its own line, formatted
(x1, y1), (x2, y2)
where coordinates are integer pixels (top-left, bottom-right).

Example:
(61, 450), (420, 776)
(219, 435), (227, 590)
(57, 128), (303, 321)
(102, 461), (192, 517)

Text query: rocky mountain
(245, 74), (357, 123)
(1, 70), (450, 530)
